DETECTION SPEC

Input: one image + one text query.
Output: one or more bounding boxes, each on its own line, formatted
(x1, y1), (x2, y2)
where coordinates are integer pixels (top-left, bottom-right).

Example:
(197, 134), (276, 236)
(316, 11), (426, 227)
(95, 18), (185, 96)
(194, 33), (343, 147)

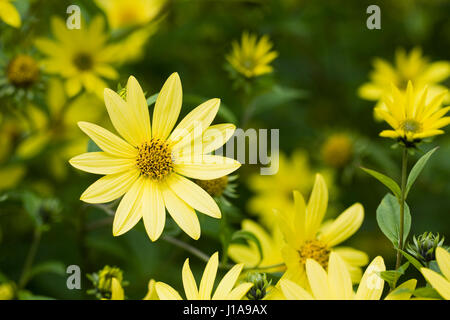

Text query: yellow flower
(247, 150), (334, 228)
(0, 282), (15, 300)
(280, 252), (417, 300)
(155, 252), (253, 300)
(421, 247), (450, 300)
(35, 16), (120, 98)
(7, 55), (40, 88)
(278, 174), (368, 285)
(228, 219), (285, 273)
(0, 0), (21, 28)
(95, 0), (166, 29)
(377, 81), (450, 143)
(108, 278), (159, 300)
(226, 31), (278, 78)
(69, 73), (240, 241)
(321, 133), (354, 168)
(359, 47), (450, 119)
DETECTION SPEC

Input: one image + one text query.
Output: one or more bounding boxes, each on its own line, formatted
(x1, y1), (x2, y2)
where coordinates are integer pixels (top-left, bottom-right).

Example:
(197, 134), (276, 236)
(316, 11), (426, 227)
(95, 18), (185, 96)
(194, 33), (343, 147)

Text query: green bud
(406, 232), (445, 266)
(245, 272), (271, 300)
(87, 265), (125, 300)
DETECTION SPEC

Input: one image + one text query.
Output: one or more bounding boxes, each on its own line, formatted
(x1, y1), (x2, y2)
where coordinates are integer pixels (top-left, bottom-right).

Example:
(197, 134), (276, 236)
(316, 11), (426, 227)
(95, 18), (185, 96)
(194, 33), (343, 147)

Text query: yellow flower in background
(247, 150), (335, 228)
(6, 54), (40, 89)
(421, 247), (450, 300)
(0, 282), (15, 300)
(280, 253), (417, 300)
(155, 252), (253, 300)
(228, 219), (285, 273)
(35, 16), (119, 98)
(377, 81), (450, 143)
(70, 73), (240, 241)
(279, 174), (368, 286)
(226, 31), (278, 78)
(0, 0), (21, 28)
(321, 133), (354, 168)
(358, 48), (450, 120)
(95, 0), (166, 29)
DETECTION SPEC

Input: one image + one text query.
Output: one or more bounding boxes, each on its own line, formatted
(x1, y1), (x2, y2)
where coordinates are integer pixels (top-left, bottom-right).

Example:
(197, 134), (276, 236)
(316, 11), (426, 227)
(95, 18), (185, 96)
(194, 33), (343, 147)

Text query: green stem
(395, 147), (408, 270)
(18, 228), (42, 289)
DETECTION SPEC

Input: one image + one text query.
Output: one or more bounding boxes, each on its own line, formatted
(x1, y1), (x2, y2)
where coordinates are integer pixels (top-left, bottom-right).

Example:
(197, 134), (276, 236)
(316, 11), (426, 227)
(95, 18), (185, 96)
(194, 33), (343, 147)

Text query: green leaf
(361, 167), (401, 200)
(230, 230), (263, 266)
(397, 249), (423, 271)
(87, 139), (102, 152)
(146, 93), (158, 107)
(29, 261), (66, 281)
(413, 287), (442, 299)
(405, 147), (438, 198)
(376, 194), (411, 247)
(378, 262), (409, 289)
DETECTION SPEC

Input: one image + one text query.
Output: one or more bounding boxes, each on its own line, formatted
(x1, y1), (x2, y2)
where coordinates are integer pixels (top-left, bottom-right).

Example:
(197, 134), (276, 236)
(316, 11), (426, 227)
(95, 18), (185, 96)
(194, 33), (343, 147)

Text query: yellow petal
(305, 258), (330, 299)
(436, 247), (450, 281)
(201, 124), (236, 154)
(166, 173), (221, 219)
(174, 155), (240, 180)
(152, 73), (182, 140)
(385, 279), (417, 300)
(80, 169), (140, 203)
(279, 279), (314, 300)
(110, 278), (124, 300)
(355, 256), (385, 300)
(113, 176), (145, 236)
(332, 247), (369, 267)
(227, 245), (259, 267)
(155, 282), (183, 300)
(304, 174), (328, 239)
(0, 2), (21, 28)
(69, 152), (135, 175)
(143, 279), (159, 300)
(142, 180), (166, 241)
(198, 252), (219, 300)
(182, 259), (199, 300)
(319, 203), (364, 247)
(421, 267), (450, 300)
(379, 130), (400, 139)
(213, 264), (244, 300)
(126, 76), (152, 142)
(161, 184), (200, 240)
(226, 283), (253, 300)
(78, 122), (137, 158)
(292, 190), (306, 245)
(327, 252), (353, 300)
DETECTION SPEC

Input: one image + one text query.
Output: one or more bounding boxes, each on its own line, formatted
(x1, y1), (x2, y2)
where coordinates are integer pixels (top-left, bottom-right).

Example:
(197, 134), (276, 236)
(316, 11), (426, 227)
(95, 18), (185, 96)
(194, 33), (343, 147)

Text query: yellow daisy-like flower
(0, 0), (21, 28)
(69, 73), (240, 241)
(228, 219), (285, 273)
(155, 252), (253, 300)
(280, 252), (417, 300)
(35, 16), (120, 98)
(377, 81), (450, 143)
(278, 174), (368, 286)
(247, 150), (334, 229)
(359, 47), (450, 119)
(226, 31), (278, 78)
(95, 0), (166, 29)
(421, 247), (450, 300)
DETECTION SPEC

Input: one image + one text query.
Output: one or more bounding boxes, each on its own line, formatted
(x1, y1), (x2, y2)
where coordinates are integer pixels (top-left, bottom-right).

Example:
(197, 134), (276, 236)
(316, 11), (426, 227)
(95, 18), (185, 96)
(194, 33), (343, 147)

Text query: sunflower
(0, 0), (21, 28)
(278, 174), (368, 286)
(226, 31), (278, 78)
(35, 16), (120, 98)
(421, 247), (450, 300)
(69, 73), (240, 241)
(155, 252), (253, 300)
(377, 81), (450, 144)
(279, 252), (417, 300)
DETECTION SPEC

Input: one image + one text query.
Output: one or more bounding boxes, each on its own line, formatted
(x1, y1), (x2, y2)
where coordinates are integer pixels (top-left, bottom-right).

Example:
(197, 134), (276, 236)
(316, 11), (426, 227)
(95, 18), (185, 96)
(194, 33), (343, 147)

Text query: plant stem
(18, 228), (42, 289)
(395, 147), (408, 270)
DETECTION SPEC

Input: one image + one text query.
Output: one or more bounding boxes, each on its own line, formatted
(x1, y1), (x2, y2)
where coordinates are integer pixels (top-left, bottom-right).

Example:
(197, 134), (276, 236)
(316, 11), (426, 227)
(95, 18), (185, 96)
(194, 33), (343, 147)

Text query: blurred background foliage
(0, 0), (449, 299)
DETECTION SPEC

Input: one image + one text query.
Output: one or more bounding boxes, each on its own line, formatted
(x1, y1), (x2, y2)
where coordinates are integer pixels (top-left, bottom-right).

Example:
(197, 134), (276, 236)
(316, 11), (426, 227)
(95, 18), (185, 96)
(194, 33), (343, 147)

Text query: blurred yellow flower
(280, 253), (417, 300)
(247, 150), (334, 228)
(321, 133), (354, 168)
(278, 174), (368, 286)
(155, 252), (253, 300)
(378, 81), (450, 143)
(228, 219), (285, 273)
(0, 282), (15, 300)
(95, 0), (166, 29)
(226, 31), (278, 78)
(421, 247), (450, 300)
(0, 0), (21, 28)
(70, 73), (240, 241)
(35, 16), (119, 98)
(7, 55), (40, 88)
(358, 47), (450, 120)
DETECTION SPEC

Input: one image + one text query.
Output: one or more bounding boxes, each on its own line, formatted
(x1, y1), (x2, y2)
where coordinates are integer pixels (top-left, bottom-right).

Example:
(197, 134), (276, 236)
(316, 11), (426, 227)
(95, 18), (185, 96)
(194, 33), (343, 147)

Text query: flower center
(73, 52), (93, 71)
(298, 240), (331, 269)
(194, 176), (228, 197)
(136, 139), (173, 180)
(400, 119), (422, 133)
(7, 55), (40, 88)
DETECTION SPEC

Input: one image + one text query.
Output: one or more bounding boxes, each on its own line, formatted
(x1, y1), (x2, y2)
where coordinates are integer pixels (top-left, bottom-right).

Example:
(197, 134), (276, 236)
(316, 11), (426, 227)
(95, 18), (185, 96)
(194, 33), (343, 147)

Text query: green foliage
(379, 262), (409, 290)
(361, 167), (402, 200)
(405, 147), (439, 198)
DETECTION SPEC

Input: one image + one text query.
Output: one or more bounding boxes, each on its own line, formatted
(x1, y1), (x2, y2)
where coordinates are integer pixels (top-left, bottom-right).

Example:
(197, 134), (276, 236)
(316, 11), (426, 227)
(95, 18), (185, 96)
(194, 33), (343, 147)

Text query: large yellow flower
(35, 16), (120, 98)
(69, 73), (240, 241)
(421, 247), (450, 300)
(0, 0), (21, 28)
(377, 81), (450, 143)
(155, 252), (253, 300)
(280, 252), (417, 300)
(278, 174), (368, 286)
(358, 47), (450, 119)
(226, 31), (278, 78)
(247, 150), (335, 228)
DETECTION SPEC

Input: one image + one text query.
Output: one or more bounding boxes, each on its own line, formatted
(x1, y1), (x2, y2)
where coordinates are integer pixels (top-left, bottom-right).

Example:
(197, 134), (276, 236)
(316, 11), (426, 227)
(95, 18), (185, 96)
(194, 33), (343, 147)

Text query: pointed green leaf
(397, 249), (424, 271)
(146, 93), (158, 107)
(376, 194), (411, 247)
(361, 167), (401, 200)
(405, 147), (438, 198)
